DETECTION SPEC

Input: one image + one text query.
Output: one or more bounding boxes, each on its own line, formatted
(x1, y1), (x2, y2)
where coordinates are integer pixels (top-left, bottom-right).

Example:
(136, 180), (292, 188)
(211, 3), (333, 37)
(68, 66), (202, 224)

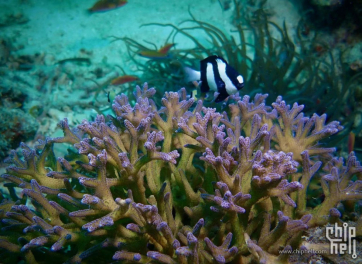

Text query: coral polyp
(0, 83), (360, 263)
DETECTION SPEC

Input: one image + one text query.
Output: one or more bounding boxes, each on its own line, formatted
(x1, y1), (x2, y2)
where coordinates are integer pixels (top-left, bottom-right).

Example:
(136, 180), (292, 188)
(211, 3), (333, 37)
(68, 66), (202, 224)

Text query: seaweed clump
(0, 82), (361, 263)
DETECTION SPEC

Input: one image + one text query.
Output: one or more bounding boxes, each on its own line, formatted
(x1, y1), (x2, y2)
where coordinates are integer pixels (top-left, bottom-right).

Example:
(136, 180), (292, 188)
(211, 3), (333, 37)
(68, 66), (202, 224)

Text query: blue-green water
(0, 0), (361, 263)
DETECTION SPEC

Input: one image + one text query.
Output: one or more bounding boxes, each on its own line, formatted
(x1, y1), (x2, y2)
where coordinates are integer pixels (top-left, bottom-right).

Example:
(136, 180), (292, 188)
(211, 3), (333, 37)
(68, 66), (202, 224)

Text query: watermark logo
(326, 223), (357, 259)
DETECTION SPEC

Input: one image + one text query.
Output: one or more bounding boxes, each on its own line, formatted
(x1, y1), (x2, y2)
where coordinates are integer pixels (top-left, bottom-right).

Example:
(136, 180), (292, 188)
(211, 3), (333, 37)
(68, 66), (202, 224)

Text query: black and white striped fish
(184, 55), (244, 102)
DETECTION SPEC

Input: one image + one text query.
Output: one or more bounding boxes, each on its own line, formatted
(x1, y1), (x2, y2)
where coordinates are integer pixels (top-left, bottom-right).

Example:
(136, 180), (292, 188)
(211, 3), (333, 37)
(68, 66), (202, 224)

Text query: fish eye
(237, 75), (244, 84)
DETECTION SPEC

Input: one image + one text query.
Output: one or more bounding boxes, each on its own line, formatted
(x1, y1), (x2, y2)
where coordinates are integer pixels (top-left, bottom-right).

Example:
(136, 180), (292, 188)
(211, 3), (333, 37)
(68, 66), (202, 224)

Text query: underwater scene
(1, 0), (362, 263)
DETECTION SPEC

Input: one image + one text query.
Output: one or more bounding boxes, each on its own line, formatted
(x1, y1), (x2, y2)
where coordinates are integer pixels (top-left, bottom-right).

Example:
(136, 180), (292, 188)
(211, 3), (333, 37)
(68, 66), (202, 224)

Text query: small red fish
(138, 43), (175, 59)
(111, 75), (139, 85)
(348, 132), (355, 153)
(314, 44), (325, 56)
(88, 0), (127, 12)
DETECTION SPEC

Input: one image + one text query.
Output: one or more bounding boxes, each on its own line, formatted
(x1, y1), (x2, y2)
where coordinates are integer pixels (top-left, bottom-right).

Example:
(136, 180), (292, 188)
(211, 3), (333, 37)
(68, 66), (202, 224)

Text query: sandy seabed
(0, 0), (300, 71)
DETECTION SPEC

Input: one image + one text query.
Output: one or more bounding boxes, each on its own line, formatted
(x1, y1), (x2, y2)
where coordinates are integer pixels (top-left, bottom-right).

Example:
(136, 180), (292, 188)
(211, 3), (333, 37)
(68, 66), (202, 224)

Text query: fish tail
(183, 67), (201, 83)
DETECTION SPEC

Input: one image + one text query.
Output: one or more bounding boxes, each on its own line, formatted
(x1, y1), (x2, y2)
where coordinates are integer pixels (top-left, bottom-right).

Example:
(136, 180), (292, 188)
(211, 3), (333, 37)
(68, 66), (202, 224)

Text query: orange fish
(348, 132), (355, 153)
(88, 0), (127, 12)
(111, 75), (139, 85)
(138, 43), (175, 59)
